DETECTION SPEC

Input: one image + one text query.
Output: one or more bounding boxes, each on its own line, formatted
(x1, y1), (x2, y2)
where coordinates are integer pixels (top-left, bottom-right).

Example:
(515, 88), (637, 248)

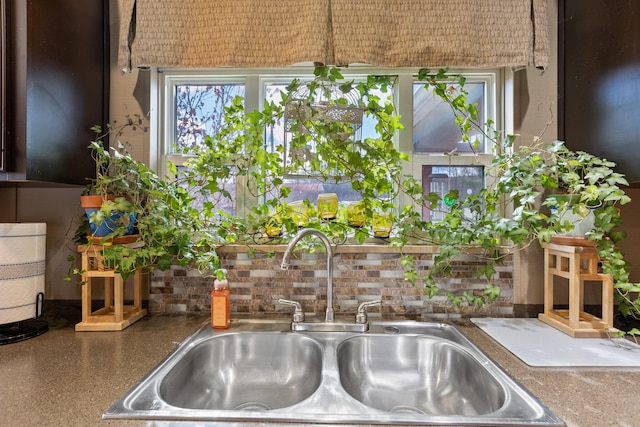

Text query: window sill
(217, 242), (441, 254)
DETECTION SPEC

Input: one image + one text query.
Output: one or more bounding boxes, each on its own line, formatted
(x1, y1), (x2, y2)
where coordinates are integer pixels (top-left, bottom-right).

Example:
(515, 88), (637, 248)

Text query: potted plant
(394, 68), (639, 327)
(67, 115), (225, 283)
(345, 201), (366, 228)
(82, 66), (638, 331)
(78, 118), (147, 241)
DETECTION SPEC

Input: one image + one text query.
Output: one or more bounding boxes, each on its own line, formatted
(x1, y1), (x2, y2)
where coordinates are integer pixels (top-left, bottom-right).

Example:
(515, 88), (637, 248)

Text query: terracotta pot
(80, 194), (110, 209)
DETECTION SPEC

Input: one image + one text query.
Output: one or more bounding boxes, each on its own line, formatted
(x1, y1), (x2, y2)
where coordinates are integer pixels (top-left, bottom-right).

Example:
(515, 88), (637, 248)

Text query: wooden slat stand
(75, 243), (147, 331)
(539, 242), (617, 338)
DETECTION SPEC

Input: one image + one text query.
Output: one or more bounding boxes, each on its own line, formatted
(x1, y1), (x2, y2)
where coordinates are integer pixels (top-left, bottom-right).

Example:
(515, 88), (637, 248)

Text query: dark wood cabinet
(0, 0), (108, 185)
(559, 0), (640, 184)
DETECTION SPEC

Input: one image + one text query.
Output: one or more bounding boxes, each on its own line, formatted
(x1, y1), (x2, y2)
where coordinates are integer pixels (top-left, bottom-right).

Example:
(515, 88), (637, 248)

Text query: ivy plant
(407, 69), (638, 329)
(66, 117), (223, 283)
(178, 66), (640, 323)
(68, 67), (640, 332)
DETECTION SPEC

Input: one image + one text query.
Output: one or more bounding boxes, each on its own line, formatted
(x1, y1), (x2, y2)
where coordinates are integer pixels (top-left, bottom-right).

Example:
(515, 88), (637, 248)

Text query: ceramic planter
(80, 195), (137, 238)
(548, 194), (596, 238)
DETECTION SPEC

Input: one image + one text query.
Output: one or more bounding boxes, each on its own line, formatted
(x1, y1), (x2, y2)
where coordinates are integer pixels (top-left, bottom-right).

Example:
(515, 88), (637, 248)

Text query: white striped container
(0, 223), (46, 325)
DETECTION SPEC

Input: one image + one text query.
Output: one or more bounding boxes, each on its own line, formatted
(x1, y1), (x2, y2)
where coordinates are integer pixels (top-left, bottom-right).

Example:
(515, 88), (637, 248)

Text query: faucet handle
(355, 300), (382, 324)
(278, 299), (305, 323)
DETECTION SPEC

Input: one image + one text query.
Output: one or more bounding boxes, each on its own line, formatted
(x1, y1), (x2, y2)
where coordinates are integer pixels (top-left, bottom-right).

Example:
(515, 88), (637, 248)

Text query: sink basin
(104, 320), (564, 426)
(337, 335), (504, 416)
(159, 332), (323, 410)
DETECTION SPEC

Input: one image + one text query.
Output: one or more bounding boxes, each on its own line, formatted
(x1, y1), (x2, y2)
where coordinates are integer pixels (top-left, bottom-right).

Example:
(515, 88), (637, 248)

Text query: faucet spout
(281, 228), (334, 322)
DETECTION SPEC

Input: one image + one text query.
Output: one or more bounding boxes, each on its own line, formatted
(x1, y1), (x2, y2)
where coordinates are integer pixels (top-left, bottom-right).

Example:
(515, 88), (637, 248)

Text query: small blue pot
(81, 195), (138, 238)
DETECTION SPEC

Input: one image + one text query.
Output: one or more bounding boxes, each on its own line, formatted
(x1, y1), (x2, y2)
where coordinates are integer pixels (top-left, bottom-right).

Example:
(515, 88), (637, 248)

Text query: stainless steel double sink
(104, 319), (564, 426)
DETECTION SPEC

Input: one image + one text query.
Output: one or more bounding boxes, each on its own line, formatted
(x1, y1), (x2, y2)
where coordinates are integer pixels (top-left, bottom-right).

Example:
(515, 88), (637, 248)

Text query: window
(263, 82), (362, 205)
(159, 67), (506, 221)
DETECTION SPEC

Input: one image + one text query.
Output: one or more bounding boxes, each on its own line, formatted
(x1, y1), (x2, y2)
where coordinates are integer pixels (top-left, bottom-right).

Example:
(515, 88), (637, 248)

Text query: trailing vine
(71, 66), (640, 331)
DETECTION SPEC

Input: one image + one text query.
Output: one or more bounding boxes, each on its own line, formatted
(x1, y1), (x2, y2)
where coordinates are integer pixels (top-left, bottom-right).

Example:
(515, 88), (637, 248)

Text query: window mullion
(236, 75), (261, 218)
(396, 73), (415, 213)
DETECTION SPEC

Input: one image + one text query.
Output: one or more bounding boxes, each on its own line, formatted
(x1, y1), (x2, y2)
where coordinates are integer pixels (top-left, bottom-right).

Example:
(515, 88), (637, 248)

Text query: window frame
(155, 66), (512, 219)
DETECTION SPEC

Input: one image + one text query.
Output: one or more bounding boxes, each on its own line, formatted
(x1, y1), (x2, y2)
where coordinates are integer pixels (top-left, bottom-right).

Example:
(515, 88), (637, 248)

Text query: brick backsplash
(149, 245), (514, 319)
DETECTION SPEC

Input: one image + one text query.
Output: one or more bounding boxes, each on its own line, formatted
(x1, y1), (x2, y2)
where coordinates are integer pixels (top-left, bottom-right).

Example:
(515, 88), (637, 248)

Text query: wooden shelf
(539, 242), (617, 338)
(75, 244), (147, 332)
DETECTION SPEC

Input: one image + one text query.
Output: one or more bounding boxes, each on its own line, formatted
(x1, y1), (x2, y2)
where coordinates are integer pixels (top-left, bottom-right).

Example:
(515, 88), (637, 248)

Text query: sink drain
(388, 405), (426, 415)
(234, 401), (273, 411)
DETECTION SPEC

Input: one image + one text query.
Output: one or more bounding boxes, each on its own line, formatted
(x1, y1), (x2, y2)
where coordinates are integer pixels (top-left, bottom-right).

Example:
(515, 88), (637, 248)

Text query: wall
(0, 0), (146, 301)
(512, 0), (640, 309)
(3, 0), (639, 313)
(150, 246), (514, 318)
(511, 0), (559, 311)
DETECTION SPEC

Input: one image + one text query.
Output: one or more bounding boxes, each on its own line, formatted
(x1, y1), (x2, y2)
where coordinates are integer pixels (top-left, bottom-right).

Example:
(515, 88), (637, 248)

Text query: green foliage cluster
(391, 70), (634, 315)
(180, 67), (405, 244)
(402, 69), (637, 328)
(67, 116), (223, 283)
(68, 67), (640, 332)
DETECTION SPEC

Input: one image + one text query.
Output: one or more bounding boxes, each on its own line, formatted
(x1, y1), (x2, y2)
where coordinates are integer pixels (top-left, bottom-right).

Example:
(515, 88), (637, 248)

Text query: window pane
(264, 83), (288, 168)
(413, 82), (485, 154)
(275, 178), (362, 205)
(174, 84), (245, 153)
(264, 81), (393, 204)
(176, 165), (237, 216)
(361, 86), (394, 140)
(422, 165), (484, 221)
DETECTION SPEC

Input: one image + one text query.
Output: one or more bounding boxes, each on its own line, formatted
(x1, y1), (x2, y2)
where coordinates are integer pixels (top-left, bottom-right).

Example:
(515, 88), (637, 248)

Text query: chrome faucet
(281, 228), (382, 332)
(281, 228), (335, 322)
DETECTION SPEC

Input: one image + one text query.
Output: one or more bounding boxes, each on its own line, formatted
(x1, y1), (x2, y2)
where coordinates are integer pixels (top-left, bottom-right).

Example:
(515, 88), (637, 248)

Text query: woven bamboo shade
(119, 0), (549, 70)
(118, 0), (333, 70)
(331, 0), (549, 69)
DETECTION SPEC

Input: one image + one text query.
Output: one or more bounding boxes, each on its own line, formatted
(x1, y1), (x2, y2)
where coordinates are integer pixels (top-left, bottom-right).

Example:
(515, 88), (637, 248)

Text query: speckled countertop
(1, 304), (639, 427)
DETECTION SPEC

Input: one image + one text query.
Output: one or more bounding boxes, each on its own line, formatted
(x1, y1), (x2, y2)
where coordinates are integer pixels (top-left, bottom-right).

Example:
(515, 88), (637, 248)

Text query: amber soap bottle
(211, 269), (230, 329)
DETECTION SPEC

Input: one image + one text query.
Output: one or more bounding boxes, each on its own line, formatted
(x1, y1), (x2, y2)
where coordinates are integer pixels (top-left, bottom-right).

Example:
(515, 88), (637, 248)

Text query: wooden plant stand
(538, 241), (617, 338)
(75, 242), (147, 331)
